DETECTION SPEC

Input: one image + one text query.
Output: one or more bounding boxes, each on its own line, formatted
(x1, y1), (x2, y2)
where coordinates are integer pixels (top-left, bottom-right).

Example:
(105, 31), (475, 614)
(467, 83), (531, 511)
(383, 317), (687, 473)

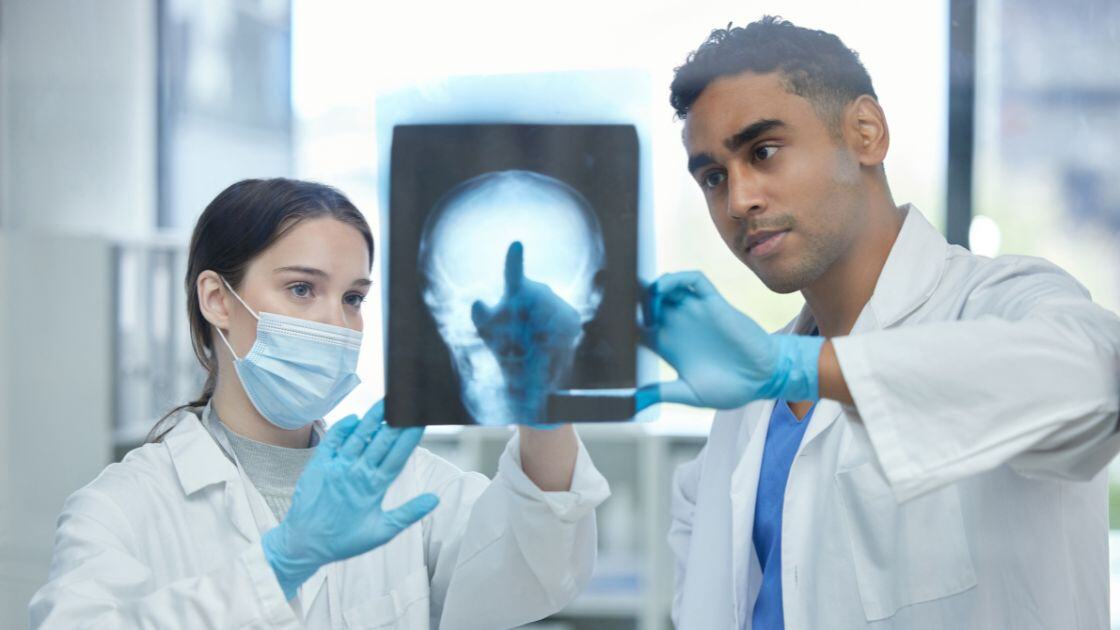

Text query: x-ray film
(387, 124), (639, 426)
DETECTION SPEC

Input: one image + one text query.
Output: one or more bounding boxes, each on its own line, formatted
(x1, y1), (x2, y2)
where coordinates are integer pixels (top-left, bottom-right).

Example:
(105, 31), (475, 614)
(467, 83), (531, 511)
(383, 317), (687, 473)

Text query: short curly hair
(670, 16), (877, 133)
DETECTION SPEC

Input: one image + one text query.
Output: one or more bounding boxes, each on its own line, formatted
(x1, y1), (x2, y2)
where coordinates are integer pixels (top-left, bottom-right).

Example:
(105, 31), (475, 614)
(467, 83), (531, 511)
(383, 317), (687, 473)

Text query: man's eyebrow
(687, 152), (716, 174)
(724, 119), (786, 152)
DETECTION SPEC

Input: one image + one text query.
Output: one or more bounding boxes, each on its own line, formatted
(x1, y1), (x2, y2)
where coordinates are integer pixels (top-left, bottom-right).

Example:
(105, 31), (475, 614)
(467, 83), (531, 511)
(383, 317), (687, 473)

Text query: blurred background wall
(1, 1), (1117, 628)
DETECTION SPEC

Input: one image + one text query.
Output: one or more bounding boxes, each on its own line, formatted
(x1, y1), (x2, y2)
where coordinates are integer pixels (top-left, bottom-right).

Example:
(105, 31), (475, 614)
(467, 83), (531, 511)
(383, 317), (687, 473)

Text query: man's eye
(754, 146), (778, 161)
(702, 171), (727, 189)
(289, 283), (312, 298)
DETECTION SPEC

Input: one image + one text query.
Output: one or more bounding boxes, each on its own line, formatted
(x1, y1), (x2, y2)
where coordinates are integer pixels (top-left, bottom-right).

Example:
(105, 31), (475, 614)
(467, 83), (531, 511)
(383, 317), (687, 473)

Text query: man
(637, 16), (1120, 629)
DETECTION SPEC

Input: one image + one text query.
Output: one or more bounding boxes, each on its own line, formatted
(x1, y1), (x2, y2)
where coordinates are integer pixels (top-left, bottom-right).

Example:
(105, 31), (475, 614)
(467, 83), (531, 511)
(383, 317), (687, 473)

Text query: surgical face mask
(214, 279), (362, 430)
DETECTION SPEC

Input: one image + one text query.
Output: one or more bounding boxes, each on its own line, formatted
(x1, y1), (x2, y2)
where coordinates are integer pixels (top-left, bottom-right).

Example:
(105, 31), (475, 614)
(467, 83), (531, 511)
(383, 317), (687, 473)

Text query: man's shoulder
(934, 248), (1091, 314)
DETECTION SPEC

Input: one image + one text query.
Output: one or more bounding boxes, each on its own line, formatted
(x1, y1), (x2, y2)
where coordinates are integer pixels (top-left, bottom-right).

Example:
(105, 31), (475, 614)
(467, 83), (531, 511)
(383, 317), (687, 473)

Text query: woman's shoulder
(66, 410), (200, 518)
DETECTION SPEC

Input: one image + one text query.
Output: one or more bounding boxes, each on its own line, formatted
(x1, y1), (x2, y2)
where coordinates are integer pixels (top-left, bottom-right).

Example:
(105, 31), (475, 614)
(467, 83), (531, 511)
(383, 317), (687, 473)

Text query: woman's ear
(197, 270), (232, 330)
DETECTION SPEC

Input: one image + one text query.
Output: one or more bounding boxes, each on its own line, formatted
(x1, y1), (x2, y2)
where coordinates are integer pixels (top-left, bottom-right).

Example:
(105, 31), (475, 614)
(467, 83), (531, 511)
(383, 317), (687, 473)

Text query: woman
(29, 178), (610, 629)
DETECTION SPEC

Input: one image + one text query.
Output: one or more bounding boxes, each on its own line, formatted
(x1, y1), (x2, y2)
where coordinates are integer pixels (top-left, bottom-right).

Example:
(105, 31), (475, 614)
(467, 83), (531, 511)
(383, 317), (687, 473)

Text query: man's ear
(843, 94), (890, 168)
(197, 270), (233, 330)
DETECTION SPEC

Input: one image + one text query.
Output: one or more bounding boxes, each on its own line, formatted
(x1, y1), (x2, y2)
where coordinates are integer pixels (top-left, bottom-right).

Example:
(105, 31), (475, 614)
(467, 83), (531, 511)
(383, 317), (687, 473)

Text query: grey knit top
(209, 406), (316, 522)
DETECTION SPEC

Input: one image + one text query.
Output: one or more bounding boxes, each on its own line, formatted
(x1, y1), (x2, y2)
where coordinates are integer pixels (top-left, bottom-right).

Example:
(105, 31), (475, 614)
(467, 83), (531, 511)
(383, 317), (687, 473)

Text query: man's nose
(726, 166), (765, 221)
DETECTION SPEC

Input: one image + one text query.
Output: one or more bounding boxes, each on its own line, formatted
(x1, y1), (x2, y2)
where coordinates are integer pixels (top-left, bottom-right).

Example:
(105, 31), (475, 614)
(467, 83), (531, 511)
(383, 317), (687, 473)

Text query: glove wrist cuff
(261, 526), (320, 600)
(764, 334), (825, 402)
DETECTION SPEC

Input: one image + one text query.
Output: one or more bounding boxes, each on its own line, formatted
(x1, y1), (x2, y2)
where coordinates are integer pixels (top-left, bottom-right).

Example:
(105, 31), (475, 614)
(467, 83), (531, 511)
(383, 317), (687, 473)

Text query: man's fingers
(637, 279), (655, 328)
(636, 380), (701, 409)
(653, 271), (717, 301)
(504, 241), (524, 295)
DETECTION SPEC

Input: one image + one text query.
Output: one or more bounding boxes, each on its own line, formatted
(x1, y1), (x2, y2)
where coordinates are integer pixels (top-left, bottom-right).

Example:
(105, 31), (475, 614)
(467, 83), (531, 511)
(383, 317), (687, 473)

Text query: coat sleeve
(668, 443), (705, 629)
(28, 485), (301, 630)
(833, 255), (1120, 502)
(421, 433), (610, 630)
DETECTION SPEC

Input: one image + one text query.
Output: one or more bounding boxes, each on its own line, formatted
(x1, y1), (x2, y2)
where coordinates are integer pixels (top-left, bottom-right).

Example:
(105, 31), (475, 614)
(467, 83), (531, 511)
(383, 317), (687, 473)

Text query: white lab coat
(670, 205), (1120, 629)
(30, 407), (610, 629)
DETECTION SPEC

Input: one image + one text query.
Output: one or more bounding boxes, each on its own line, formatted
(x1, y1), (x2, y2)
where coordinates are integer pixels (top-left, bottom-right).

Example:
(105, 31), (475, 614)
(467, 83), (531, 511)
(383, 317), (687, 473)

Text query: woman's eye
(754, 146), (778, 161)
(344, 293), (367, 307)
(289, 283), (312, 298)
(702, 171), (727, 189)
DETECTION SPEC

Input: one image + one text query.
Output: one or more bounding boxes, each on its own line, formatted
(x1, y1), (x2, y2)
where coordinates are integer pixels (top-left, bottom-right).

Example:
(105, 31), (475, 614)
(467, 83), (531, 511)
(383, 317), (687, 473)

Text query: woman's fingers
(381, 493), (440, 531)
(315, 414), (361, 460)
(337, 400), (385, 460)
(353, 426), (423, 493)
(378, 427), (425, 478)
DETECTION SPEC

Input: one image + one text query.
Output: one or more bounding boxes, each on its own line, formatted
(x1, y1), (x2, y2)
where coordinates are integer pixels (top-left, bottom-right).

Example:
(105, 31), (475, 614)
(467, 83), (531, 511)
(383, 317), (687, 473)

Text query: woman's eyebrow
(274, 265), (328, 278)
(351, 278), (373, 288)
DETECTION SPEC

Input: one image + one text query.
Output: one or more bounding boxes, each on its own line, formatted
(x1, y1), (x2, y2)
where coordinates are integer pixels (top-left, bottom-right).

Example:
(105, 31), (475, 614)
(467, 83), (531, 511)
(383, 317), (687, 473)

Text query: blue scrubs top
(750, 397), (817, 630)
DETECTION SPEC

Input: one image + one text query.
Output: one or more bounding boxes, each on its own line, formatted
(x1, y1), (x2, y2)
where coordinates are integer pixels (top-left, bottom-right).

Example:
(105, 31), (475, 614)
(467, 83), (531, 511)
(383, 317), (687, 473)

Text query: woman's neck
(210, 371), (314, 449)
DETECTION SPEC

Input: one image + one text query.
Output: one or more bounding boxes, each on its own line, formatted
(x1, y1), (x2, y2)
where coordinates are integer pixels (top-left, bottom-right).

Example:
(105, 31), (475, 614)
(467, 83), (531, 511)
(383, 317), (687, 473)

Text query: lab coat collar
(857, 203), (948, 331)
(163, 409), (263, 547)
(165, 406), (326, 498)
(164, 408), (240, 497)
(785, 204), (948, 337)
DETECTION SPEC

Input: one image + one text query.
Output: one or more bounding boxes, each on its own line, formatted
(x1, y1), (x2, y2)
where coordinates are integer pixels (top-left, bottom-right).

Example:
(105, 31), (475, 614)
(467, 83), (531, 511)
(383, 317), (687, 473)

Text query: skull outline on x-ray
(418, 169), (606, 425)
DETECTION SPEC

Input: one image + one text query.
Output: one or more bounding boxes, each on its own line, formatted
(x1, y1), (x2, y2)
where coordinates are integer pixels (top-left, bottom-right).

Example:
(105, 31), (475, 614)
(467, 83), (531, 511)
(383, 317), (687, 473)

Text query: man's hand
(636, 271), (824, 411)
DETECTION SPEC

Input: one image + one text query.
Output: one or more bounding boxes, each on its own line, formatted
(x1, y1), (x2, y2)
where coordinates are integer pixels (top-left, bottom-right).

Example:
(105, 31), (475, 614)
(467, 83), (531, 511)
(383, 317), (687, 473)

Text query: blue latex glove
(261, 401), (439, 600)
(635, 271), (824, 411)
(472, 241), (582, 428)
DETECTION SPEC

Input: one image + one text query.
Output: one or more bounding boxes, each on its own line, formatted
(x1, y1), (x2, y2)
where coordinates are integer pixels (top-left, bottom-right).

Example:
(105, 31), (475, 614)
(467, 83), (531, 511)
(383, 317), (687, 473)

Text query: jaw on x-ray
(387, 123), (639, 427)
(419, 170), (605, 425)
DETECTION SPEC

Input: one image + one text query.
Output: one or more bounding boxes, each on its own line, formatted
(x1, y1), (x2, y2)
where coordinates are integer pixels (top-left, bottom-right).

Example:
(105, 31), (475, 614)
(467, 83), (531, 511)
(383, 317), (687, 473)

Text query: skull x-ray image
(387, 124), (639, 426)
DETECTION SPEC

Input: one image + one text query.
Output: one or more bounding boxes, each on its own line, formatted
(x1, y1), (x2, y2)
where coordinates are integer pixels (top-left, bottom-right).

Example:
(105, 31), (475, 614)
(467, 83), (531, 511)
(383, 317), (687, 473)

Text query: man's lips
(744, 229), (789, 257)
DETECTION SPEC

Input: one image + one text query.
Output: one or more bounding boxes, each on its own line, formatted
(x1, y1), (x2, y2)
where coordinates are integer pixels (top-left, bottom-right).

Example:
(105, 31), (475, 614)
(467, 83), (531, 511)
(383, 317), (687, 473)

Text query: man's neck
(802, 201), (905, 338)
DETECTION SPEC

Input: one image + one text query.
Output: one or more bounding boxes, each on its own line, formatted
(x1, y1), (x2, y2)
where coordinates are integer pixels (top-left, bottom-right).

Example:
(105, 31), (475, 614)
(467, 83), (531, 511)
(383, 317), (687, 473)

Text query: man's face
(683, 71), (866, 294)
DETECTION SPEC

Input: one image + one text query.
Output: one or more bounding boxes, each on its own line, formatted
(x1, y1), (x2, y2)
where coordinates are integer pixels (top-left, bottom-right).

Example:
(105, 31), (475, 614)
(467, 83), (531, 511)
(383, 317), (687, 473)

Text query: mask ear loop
(215, 277), (260, 362)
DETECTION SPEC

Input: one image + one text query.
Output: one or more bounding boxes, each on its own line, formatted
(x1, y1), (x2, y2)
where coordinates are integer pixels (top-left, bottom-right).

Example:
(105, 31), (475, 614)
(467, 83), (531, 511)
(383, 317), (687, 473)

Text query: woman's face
(224, 216), (372, 357)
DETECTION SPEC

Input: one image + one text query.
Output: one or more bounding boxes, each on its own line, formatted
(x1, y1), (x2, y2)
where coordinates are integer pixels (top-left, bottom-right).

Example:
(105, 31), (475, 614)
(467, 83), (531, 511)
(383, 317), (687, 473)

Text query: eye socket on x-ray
(386, 124), (640, 427)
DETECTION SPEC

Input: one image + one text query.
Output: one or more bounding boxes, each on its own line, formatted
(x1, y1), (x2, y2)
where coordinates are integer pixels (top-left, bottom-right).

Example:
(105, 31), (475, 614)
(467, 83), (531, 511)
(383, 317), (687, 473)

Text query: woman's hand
(261, 401), (439, 600)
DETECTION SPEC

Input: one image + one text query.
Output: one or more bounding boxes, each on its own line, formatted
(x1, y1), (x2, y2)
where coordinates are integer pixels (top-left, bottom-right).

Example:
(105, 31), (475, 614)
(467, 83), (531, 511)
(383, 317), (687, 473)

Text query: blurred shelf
(562, 592), (646, 617)
(113, 423), (153, 449)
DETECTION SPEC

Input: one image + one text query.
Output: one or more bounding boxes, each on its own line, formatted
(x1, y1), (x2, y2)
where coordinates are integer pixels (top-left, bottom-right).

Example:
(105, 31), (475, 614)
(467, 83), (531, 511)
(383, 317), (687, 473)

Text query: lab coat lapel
(164, 411), (259, 543)
(202, 407), (333, 611)
(729, 399), (775, 626)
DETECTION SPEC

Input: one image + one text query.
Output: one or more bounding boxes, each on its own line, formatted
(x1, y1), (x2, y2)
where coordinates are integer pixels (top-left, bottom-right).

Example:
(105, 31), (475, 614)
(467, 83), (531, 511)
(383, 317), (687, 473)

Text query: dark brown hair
(670, 16), (877, 133)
